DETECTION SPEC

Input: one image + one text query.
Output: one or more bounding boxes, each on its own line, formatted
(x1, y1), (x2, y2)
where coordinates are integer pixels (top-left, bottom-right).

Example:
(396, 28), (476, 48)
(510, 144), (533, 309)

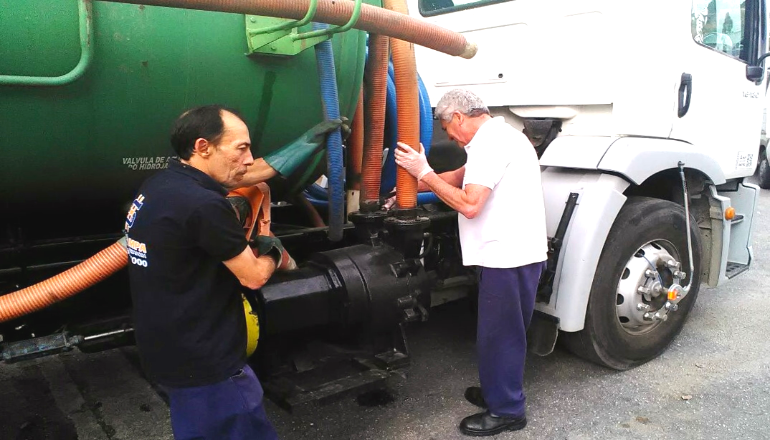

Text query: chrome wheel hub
(615, 241), (687, 334)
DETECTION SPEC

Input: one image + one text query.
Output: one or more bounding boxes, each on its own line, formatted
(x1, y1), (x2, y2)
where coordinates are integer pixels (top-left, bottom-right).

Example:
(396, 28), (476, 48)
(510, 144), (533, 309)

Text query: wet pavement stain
(356, 389), (396, 407)
(0, 363), (78, 440)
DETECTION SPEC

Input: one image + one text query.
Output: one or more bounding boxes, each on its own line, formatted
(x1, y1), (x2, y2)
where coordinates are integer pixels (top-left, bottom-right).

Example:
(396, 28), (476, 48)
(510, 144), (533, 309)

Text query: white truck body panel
(410, 0), (765, 179)
(410, 0), (766, 332)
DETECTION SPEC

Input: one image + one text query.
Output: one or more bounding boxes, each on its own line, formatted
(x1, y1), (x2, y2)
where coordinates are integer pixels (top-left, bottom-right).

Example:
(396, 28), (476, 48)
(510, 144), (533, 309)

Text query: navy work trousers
(476, 261), (545, 418)
(164, 364), (279, 440)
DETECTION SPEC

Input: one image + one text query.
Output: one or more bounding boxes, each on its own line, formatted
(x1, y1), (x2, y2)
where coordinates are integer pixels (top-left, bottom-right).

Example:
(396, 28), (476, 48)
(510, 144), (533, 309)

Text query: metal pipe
(678, 162), (696, 292)
(0, 0), (94, 87)
(83, 328), (134, 341)
(295, 0), (362, 40)
(247, 0), (318, 35)
(101, 0), (478, 59)
(346, 86), (365, 216)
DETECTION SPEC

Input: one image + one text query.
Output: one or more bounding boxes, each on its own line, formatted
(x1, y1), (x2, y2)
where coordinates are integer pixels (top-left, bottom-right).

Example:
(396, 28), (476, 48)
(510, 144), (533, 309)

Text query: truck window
(419, 0), (512, 17)
(691, 0), (748, 61)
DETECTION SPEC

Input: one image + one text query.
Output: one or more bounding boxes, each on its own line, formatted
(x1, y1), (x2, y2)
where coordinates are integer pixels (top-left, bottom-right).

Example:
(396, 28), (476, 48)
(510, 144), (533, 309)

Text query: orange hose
(0, 241), (128, 323)
(106, 0), (477, 59)
(347, 86), (364, 192)
(385, 0), (420, 210)
(361, 34), (389, 207)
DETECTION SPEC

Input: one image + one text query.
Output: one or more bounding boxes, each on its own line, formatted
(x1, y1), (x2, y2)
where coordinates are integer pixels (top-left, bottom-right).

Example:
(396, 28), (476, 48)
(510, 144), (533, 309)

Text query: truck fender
(537, 168), (629, 332)
(541, 136), (727, 186)
(540, 136), (615, 170)
(598, 137), (726, 185)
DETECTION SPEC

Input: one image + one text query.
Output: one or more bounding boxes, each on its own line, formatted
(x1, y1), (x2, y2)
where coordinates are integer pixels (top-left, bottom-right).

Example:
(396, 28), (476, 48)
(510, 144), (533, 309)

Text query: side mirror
(747, 65), (764, 82)
(747, 52), (770, 83)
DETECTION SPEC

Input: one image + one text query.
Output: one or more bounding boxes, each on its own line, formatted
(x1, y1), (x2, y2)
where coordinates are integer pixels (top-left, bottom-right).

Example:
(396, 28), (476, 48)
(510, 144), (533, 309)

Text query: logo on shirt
(127, 237), (149, 268)
(125, 194), (145, 231)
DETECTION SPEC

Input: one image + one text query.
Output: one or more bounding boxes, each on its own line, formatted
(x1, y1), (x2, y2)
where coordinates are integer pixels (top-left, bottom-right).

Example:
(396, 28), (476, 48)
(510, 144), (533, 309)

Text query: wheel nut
(636, 303), (651, 311)
(666, 260), (681, 269)
(637, 286), (650, 295)
(674, 270), (687, 280)
(645, 269), (658, 278)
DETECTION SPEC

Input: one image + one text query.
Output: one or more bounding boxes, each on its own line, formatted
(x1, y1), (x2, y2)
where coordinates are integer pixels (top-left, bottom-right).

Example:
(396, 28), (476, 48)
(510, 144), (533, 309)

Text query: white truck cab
(758, 93), (770, 187)
(410, 0), (766, 369)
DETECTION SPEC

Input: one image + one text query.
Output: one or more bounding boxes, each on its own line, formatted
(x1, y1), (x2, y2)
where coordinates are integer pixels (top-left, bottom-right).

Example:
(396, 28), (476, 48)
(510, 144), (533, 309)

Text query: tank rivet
(250, 17), (257, 23)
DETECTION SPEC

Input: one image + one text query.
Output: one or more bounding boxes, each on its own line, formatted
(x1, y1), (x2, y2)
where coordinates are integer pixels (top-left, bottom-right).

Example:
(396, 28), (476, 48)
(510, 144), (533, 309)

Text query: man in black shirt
(126, 105), (342, 439)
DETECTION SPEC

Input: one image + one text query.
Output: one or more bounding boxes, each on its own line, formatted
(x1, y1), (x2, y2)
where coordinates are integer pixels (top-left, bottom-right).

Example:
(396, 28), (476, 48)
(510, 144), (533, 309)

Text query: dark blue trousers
(477, 262), (545, 418)
(164, 364), (279, 440)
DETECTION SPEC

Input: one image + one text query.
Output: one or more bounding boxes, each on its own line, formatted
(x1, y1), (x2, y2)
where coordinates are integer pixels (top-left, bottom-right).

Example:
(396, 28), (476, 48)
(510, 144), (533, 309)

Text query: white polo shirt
(458, 117), (548, 268)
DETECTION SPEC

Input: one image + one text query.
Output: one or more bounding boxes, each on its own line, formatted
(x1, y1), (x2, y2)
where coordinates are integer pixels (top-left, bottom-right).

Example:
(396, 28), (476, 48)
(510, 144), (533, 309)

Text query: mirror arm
(756, 52), (770, 67)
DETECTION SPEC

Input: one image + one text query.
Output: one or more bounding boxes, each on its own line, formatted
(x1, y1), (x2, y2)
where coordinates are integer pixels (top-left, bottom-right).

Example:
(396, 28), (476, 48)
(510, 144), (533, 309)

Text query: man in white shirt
(394, 88), (547, 437)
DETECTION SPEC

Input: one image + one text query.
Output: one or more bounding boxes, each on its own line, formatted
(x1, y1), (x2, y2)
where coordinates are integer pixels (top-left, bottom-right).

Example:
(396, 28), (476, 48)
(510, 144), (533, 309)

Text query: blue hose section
(313, 23), (344, 241)
(305, 182), (329, 201)
(417, 192), (440, 205)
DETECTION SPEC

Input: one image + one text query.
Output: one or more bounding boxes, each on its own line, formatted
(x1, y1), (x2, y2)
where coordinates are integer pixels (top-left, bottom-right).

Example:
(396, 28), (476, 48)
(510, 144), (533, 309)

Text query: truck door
(669, 0), (767, 180)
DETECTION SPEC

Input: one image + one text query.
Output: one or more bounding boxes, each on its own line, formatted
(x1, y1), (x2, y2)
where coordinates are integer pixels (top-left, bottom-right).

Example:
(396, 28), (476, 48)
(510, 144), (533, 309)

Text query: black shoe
(459, 411), (527, 437)
(464, 386), (487, 408)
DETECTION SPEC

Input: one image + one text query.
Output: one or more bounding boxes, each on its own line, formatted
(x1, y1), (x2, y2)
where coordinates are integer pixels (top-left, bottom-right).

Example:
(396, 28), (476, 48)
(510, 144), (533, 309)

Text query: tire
(758, 149), (770, 189)
(561, 197), (702, 370)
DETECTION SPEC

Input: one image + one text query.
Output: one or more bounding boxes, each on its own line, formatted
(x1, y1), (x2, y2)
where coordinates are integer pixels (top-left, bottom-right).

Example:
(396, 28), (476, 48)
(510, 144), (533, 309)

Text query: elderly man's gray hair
(434, 89), (490, 122)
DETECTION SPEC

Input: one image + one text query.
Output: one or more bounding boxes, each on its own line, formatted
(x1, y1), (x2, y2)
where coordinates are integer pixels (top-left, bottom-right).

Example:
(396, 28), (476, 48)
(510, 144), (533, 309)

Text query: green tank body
(0, 0), (368, 232)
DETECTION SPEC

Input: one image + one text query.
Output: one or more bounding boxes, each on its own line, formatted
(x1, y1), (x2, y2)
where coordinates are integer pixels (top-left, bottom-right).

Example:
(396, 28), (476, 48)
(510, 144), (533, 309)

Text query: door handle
(678, 73), (693, 118)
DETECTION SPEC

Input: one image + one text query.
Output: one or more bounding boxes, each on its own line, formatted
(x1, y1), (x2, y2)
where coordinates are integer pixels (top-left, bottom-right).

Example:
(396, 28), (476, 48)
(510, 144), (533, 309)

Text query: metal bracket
(537, 192), (579, 304)
(245, 0), (363, 56)
(1, 332), (83, 363)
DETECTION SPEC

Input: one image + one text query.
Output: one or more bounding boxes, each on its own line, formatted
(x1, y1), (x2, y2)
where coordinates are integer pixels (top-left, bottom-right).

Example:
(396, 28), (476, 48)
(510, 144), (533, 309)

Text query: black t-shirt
(125, 159), (248, 388)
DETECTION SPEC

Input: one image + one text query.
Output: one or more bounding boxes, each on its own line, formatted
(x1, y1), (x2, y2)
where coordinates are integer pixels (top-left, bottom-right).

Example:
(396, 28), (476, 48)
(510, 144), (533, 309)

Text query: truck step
(726, 262), (750, 279)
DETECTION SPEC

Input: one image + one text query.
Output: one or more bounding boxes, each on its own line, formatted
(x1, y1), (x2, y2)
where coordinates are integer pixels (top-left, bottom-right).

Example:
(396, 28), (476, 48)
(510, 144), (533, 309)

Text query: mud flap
(527, 311), (560, 356)
(719, 181), (759, 278)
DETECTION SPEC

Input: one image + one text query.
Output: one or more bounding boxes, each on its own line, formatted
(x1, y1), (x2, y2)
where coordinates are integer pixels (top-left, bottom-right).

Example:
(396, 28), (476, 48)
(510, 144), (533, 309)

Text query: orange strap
(228, 183), (272, 240)
(228, 185), (296, 271)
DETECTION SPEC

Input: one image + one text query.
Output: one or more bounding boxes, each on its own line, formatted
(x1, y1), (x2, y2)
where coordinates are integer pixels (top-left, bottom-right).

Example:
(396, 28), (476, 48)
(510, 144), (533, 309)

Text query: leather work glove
(252, 235), (285, 267)
(394, 142), (433, 180)
(262, 118), (350, 177)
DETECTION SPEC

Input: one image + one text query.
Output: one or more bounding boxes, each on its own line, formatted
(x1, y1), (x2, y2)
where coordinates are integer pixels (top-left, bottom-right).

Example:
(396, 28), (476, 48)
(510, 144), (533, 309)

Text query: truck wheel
(758, 149), (770, 189)
(561, 197), (702, 370)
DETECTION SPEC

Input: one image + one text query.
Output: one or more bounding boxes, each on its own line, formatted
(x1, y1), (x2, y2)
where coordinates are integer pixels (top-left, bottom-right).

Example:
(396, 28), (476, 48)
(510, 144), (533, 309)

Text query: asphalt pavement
(1, 181), (769, 440)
